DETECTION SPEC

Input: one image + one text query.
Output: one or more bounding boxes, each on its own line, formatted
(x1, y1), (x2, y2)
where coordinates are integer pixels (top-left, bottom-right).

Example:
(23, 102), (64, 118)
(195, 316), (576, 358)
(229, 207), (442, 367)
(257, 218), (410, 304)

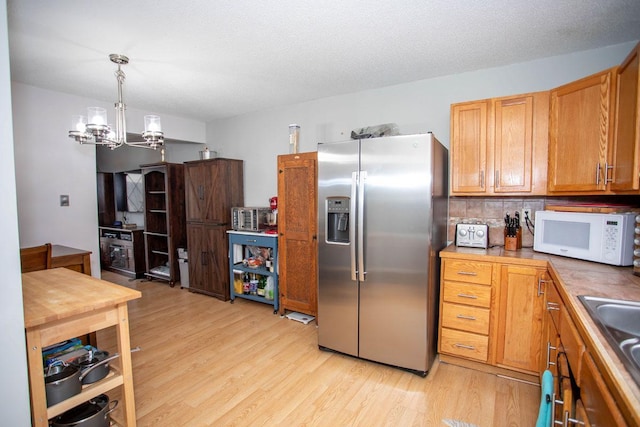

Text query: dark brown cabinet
(184, 158), (243, 300)
(187, 224), (229, 298)
(96, 172), (116, 226)
(277, 152), (318, 317)
(141, 162), (187, 286)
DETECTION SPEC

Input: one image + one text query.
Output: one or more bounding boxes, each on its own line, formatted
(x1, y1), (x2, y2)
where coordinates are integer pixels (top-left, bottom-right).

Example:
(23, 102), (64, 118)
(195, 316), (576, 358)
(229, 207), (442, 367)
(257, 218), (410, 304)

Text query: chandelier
(69, 54), (164, 150)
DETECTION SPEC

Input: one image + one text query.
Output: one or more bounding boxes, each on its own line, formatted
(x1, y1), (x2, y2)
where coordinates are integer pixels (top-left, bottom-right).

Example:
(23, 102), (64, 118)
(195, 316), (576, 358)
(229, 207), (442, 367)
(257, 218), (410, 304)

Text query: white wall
(11, 83), (207, 276)
(207, 41), (637, 206)
(0, 2), (31, 425)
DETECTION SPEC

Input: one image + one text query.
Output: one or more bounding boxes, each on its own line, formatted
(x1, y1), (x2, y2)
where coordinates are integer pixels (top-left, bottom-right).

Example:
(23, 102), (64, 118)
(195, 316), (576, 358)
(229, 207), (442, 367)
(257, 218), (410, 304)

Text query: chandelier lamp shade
(69, 54), (164, 150)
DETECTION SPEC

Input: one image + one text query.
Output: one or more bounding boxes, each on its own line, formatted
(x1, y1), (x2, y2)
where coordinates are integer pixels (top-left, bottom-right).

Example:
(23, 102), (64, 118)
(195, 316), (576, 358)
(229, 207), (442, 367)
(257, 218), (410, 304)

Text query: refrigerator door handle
(358, 171), (367, 281)
(350, 171), (358, 281)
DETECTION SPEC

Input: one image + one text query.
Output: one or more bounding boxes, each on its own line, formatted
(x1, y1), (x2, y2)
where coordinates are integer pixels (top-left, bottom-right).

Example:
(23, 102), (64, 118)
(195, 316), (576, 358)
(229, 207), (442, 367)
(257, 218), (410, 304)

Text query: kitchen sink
(578, 295), (640, 387)
(595, 303), (640, 336)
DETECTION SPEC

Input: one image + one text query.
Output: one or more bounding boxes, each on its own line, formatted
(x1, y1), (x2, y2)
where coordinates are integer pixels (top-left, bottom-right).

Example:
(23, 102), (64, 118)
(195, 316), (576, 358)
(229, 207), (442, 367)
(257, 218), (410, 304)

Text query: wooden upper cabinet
(450, 91), (549, 196)
(451, 101), (489, 193)
(184, 159), (244, 224)
(184, 160), (210, 222)
(548, 67), (617, 193)
(611, 42), (640, 192)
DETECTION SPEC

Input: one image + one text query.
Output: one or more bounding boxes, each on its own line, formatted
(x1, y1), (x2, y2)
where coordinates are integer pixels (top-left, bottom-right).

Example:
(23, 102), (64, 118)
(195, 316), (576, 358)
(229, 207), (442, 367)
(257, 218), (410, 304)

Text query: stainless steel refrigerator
(317, 132), (448, 376)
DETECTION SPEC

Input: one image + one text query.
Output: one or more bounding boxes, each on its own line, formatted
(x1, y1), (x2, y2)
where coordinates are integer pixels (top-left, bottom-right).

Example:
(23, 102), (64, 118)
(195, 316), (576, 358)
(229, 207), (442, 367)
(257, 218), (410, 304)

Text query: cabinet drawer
(442, 281), (492, 308)
(580, 352), (626, 427)
(560, 308), (585, 386)
(440, 328), (489, 362)
(443, 259), (492, 285)
(441, 302), (490, 335)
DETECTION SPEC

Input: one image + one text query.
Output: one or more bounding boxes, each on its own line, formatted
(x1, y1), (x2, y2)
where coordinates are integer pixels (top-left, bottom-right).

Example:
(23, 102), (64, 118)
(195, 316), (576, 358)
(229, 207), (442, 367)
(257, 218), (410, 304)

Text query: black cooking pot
(72, 351), (120, 385)
(50, 394), (118, 427)
(44, 356), (113, 407)
(44, 364), (82, 407)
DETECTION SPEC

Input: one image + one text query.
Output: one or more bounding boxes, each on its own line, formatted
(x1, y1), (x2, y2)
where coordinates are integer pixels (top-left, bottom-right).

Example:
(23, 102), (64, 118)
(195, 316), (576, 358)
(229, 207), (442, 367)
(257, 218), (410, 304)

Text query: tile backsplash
(449, 197), (544, 248)
(448, 196), (640, 249)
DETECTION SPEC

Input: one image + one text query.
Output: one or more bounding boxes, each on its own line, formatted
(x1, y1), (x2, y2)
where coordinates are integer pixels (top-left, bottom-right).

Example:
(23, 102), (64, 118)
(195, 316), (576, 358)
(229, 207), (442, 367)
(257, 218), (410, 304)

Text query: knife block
(504, 228), (522, 251)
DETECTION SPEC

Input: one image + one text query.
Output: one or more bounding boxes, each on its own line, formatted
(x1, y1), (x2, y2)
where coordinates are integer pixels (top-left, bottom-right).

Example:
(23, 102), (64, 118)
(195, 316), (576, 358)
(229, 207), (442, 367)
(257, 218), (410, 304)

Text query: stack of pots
(44, 352), (120, 407)
(50, 394), (118, 427)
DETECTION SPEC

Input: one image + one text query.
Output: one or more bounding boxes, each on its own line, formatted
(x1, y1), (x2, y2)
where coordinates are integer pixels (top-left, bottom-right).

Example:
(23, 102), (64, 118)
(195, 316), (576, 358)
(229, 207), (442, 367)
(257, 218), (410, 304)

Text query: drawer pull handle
(547, 302), (560, 311)
(457, 271), (477, 276)
(456, 314), (476, 321)
(547, 342), (557, 368)
(457, 293), (478, 299)
(454, 343), (476, 350)
(537, 278), (551, 297)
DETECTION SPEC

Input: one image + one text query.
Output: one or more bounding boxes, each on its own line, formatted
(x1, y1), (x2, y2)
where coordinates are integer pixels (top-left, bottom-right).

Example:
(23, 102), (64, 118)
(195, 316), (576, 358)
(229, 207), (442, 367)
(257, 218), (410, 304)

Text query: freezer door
(317, 139), (359, 356)
(358, 134), (434, 372)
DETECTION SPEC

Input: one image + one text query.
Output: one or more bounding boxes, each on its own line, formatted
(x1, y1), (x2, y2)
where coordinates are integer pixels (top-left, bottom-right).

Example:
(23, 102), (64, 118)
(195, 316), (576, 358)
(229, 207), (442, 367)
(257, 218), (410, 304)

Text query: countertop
(440, 245), (640, 425)
(22, 267), (141, 329)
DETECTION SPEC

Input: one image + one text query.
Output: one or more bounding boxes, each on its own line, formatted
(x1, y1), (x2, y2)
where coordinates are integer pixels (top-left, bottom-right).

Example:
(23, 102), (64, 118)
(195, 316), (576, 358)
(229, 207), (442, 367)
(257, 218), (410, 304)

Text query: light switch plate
(60, 195), (69, 207)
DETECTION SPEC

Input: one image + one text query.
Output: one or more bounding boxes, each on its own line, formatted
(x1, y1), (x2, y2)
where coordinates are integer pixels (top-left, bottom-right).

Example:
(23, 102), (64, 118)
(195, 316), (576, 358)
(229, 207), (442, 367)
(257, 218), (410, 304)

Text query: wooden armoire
(184, 158), (243, 300)
(277, 152), (318, 317)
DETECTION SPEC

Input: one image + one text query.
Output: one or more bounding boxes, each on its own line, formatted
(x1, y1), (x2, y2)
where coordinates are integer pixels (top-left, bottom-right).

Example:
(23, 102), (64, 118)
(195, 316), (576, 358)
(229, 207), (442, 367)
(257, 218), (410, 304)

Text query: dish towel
(536, 370), (554, 427)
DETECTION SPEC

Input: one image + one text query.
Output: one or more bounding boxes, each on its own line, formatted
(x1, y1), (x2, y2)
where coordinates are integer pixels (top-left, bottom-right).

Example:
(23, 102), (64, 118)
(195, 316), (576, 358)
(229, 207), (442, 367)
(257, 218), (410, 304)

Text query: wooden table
(51, 245), (92, 275)
(22, 268), (141, 426)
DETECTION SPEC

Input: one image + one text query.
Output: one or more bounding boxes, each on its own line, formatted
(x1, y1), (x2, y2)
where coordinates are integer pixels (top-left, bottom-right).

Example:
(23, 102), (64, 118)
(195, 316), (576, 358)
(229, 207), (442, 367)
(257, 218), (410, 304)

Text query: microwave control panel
(604, 220), (623, 261)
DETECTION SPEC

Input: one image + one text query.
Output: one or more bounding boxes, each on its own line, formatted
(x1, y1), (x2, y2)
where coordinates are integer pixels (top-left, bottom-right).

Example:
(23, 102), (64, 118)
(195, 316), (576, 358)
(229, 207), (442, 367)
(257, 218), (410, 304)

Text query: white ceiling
(7, 0), (640, 123)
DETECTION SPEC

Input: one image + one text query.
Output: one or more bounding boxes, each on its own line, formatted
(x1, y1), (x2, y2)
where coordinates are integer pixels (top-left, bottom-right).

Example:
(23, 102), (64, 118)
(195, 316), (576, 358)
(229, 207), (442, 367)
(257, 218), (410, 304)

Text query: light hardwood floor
(97, 271), (539, 426)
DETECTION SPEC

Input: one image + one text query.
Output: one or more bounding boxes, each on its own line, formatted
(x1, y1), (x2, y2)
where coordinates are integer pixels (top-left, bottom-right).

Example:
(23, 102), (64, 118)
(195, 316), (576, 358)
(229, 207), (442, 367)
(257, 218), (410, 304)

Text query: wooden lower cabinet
(438, 258), (493, 364)
(540, 276), (561, 376)
(574, 399), (592, 427)
(495, 264), (546, 373)
(540, 277), (628, 426)
(440, 249), (634, 425)
(580, 351), (627, 427)
(439, 255), (546, 376)
(187, 224), (229, 300)
(560, 305), (586, 385)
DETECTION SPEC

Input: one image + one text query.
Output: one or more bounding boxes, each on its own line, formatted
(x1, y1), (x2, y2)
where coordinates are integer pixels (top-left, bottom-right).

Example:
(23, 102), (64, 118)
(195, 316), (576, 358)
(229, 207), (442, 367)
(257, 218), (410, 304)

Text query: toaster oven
(231, 207), (271, 232)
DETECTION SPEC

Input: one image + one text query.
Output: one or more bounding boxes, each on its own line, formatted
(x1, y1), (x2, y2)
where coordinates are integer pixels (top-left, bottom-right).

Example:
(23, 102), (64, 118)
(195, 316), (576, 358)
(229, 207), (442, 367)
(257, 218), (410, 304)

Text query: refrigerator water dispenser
(326, 197), (350, 243)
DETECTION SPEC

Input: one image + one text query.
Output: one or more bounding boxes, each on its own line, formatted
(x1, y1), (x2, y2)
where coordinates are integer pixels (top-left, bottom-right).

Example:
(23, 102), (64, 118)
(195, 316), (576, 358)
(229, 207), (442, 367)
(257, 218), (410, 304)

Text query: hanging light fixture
(69, 54), (164, 150)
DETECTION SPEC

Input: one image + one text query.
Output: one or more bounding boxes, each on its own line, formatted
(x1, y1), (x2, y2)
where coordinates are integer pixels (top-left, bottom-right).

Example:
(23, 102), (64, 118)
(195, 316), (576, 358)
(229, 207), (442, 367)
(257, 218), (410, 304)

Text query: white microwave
(533, 211), (635, 266)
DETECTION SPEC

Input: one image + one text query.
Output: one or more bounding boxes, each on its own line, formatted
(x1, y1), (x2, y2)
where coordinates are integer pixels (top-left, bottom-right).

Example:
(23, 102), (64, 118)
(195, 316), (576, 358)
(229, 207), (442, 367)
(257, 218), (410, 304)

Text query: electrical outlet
(521, 208), (532, 223)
